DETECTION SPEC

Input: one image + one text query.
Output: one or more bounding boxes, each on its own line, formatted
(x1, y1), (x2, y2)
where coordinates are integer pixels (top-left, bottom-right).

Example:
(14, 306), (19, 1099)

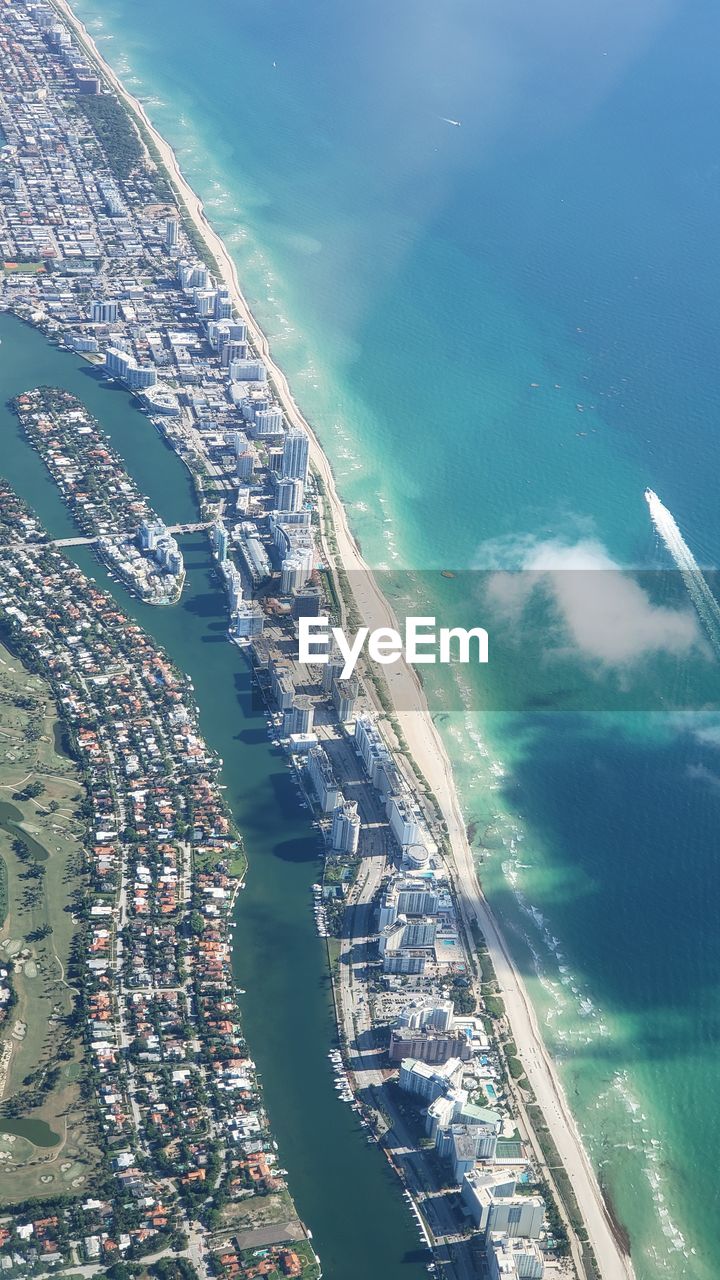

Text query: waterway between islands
(0, 314), (429, 1280)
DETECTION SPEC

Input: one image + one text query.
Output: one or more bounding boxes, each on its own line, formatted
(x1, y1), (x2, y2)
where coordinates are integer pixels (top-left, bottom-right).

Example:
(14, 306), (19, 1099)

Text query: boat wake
(645, 487), (720, 655)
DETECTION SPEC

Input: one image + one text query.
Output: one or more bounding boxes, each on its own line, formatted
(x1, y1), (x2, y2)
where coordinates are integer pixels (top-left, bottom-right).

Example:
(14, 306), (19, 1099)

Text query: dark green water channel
(0, 800), (49, 863)
(0, 315), (427, 1279)
(0, 1117), (60, 1146)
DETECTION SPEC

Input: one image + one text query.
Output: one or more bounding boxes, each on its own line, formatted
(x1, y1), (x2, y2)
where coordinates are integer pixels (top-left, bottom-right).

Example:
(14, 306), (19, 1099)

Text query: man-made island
(0, 3), (635, 1280)
(13, 387), (187, 604)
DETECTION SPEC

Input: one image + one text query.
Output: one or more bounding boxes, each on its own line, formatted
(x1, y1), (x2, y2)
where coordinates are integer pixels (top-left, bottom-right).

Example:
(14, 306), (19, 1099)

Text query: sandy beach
(52, 4), (634, 1276)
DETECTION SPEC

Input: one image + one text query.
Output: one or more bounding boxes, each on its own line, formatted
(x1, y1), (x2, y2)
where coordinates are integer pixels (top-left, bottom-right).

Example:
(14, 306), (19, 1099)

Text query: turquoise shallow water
(40, 1), (720, 1273)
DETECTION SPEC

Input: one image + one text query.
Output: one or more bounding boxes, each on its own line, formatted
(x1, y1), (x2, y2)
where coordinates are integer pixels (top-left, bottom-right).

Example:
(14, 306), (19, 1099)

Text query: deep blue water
(60, 1), (720, 1273)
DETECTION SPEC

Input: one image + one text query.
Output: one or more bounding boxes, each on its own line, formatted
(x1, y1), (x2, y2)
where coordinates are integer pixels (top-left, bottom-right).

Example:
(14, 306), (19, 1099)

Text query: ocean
(55, 0), (720, 1273)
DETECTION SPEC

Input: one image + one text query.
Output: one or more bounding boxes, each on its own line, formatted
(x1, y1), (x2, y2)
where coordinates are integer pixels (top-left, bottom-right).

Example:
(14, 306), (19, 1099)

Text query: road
(5, 521), (213, 552)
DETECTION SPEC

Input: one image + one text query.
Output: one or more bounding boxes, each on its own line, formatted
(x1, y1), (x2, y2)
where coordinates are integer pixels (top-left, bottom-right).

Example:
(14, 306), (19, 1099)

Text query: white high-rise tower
(281, 427), (310, 484)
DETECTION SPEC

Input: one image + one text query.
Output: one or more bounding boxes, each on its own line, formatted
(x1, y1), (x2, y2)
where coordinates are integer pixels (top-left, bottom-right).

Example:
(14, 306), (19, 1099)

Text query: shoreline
(51, 5), (634, 1277)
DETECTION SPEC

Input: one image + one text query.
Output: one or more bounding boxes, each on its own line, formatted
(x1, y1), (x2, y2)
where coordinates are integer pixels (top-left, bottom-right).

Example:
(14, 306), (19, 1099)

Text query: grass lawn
(1, 261), (46, 274)
(0, 642), (101, 1201)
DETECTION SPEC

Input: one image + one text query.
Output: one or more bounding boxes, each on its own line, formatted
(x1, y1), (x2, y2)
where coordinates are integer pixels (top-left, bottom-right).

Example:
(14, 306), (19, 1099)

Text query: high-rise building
(387, 792), (424, 850)
(225, 564), (244, 611)
(487, 1235), (544, 1280)
(426, 1093), (500, 1159)
(125, 361), (156, 390)
(275, 477), (304, 513)
(282, 696), (314, 737)
(378, 879), (439, 929)
(254, 407), (284, 438)
(269, 510), (312, 548)
(164, 217), (180, 249)
(214, 288), (232, 319)
(235, 487), (251, 516)
(72, 334), (99, 354)
(398, 1057), (463, 1102)
(321, 656), (344, 694)
(220, 338), (248, 367)
(194, 288), (216, 317)
(98, 178), (123, 216)
(213, 522), (229, 563)
(139, 518), (166, 553)
(231, 602), (265, 640)
(240, 389), (269, 422)
(179, 261), (210, 291)
(396, 882), (439, 917)
(292, 587), (322, 621)
(75, 73), (101, 94)
(403, 842), (430, 872)
(402, 917), (437, 948)
(105, 346), (131, 379)
(332, 677), (358, 724)
(236, 448), (257, 481)
(378, 919), (406, 955)
(166, 544), (184, 576)
(238, 524), (271, 586)
(161, 537), (183, 574)
(281, 544), (314, 595)
(461, 1172), (545, 1241)
(388, 1025), (470, 1065)
(91, 299), (118, 324)
(281, 427), (310, 484)
(207, 319), (228, 349)
(140, 520), (183, 576)
(354, 715), (394, 790)
(397, 999), (454, 1033)
(306, 746), (341, 813)
(330, 800), (361, 854)
(229, 357), (267, 382)
(48, 24), (71, 48)
(270, 663), (295, 711)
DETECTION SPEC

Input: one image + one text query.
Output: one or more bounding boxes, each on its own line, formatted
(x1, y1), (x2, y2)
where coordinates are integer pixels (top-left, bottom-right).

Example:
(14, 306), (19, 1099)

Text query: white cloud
(687, 762), (720, 791)
(484, 536), (703, 667)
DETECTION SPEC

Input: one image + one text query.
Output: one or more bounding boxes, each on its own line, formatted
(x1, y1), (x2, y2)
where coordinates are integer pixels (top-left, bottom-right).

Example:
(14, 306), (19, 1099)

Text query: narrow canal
(0, 314), (429, 1280)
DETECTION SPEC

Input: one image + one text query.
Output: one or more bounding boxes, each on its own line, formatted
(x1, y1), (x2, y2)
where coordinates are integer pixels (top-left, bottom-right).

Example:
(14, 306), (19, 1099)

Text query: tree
(15, 779), (45, 800)
(11, 836), (30, 862)
(152, 1260), (198, 1280)
(189, 911), (205, 937)
(106, 1264), (134, 1280)
(26, 923), (52, 942)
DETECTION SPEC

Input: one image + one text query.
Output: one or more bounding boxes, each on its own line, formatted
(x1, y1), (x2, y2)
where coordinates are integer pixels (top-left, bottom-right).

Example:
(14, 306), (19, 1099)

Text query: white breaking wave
(645, 488), (720, 654)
